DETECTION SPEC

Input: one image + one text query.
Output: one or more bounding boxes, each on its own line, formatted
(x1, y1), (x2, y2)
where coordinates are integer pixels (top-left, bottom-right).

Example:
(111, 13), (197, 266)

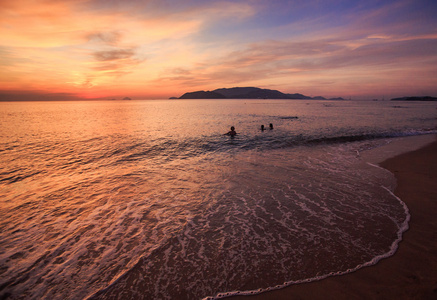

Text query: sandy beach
(230, 137), (437, 300)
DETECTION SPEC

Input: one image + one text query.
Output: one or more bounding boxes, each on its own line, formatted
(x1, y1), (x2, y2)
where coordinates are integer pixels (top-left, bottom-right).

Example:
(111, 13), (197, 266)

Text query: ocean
(0, 99), (436, 299)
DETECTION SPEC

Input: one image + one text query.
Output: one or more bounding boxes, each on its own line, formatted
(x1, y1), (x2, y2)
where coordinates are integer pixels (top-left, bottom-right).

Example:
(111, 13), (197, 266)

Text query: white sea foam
(203, 183), (411, 300)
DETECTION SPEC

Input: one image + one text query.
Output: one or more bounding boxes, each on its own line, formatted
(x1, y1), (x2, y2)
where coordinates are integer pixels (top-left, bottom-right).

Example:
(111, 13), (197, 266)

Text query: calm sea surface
(1, 99), (436, 299)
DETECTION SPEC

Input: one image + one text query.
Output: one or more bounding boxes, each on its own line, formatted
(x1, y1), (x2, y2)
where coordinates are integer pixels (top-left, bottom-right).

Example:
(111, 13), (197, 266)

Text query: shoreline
(229, 135), (437, 300)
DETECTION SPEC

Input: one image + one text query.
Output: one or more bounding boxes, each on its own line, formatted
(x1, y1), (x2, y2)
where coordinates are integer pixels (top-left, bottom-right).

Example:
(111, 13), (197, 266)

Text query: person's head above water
(226, 126), (237, 136)
(261, 125), (265, 130)
(269, 123), (274, 129)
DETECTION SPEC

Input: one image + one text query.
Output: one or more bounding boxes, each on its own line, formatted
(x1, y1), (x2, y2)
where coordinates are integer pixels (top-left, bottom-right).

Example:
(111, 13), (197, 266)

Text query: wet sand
(230, 138), (437, 300)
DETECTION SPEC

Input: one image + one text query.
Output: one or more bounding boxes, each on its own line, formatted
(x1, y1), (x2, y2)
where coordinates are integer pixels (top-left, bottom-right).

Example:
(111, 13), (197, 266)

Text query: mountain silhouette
(178, 87), (342, 100)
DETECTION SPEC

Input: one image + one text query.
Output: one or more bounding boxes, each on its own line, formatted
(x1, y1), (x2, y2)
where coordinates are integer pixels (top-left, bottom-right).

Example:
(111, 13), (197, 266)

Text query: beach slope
(230, 139), (437, 300)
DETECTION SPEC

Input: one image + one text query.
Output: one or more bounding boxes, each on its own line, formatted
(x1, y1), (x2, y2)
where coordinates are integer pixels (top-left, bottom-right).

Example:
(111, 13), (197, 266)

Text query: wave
(110, 128), (437, 164)
(2, 129), (434, 187)
(300, 129), (436, 146)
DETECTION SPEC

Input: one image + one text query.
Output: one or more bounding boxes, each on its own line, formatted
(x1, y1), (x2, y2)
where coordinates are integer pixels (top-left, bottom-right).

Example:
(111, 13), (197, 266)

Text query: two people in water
(261, 123), (274, 131)
(225, 123), (274, 136)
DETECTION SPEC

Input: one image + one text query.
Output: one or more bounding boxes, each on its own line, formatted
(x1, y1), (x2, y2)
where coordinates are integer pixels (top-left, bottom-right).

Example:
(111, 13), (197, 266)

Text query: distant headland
(391, 96), (437, 101)
(176, 87), (344, 100)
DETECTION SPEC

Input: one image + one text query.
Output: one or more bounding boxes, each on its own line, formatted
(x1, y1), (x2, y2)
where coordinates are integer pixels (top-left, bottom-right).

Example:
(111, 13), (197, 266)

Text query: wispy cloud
(87, 31), (123, 45)
(157, 28), (437, 97)
(93, 49), (135, 62)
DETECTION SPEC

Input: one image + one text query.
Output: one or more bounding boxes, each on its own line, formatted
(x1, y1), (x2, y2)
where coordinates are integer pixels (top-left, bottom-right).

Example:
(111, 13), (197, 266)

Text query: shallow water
(0, 99), (436, 299)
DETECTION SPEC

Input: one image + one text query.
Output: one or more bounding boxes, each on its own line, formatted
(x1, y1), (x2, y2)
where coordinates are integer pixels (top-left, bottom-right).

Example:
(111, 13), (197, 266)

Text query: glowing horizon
(1, 0), (436, 100)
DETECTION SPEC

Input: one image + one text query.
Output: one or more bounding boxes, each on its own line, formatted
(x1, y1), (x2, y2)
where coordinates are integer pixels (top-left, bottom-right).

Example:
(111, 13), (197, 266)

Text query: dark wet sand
(230, 140), (437, 300)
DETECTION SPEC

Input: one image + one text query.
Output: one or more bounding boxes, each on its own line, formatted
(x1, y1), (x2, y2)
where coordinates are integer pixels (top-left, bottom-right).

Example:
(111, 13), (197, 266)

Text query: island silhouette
(178, 87), (344, 100)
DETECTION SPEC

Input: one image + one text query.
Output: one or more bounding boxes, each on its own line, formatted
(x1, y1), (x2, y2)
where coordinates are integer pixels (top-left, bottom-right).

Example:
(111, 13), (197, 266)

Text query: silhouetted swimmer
(269, 123), (274, 129)
(225, 126), (237, 137)
(260, 125), (265, 131)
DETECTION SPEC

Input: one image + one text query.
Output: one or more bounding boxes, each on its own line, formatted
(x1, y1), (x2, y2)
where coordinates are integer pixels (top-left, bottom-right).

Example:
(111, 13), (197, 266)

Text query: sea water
(0, 99), (436, 299)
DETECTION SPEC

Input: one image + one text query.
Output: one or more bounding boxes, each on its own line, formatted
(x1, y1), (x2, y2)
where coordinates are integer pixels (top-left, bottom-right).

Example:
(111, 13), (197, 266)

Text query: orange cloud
(0, 0), (257, 98)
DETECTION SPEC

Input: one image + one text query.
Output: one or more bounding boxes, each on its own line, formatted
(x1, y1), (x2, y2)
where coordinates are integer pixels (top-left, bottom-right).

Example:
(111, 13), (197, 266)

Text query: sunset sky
(1, 0), (436, 100)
